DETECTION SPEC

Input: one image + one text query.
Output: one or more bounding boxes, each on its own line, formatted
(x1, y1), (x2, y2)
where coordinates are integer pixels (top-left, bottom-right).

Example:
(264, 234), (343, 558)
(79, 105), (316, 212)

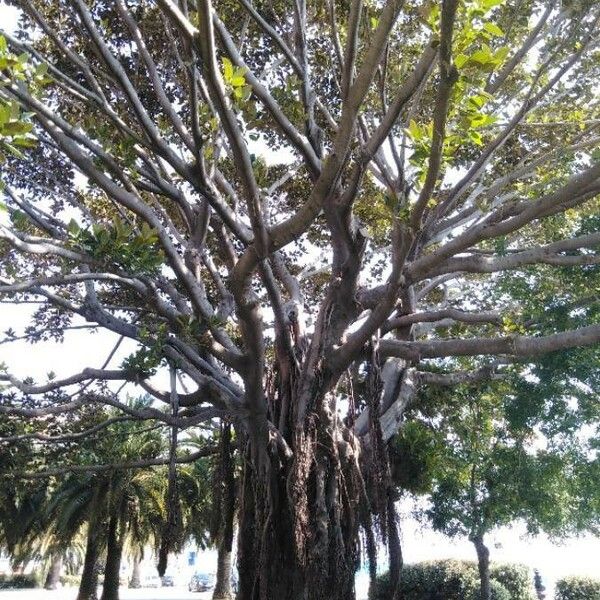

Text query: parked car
(188, 571), (216, 592)
(161, 575), (175, 587)
(142, 574), (161, 588)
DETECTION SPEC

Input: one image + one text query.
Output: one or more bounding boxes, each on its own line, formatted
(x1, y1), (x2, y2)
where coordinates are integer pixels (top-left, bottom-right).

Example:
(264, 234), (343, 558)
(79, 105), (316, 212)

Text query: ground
(0, 587), (212, 600)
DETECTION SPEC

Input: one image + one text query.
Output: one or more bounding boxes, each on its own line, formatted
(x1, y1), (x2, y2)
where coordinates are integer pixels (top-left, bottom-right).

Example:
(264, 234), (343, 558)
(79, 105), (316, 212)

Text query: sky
(1, 2), (599, 595)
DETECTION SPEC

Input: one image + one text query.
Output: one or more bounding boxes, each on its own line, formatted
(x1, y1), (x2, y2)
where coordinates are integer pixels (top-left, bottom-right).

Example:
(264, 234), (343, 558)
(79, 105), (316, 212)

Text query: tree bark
(387, 493), (404, 600)
(44, 553), (63, 590)
(473, 535), (491, 600)
(213, 543), (233, 600)
(213, 422), (236, 600)
(128, 554), (141, 589)
(100, 512), (125, 600)
(236, 419), (361, 600)
(77, 522), (101, 600)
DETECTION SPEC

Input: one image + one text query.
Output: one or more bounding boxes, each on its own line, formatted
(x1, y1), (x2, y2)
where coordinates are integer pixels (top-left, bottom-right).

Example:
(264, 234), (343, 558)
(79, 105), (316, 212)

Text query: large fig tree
(1, 1), (599, 598)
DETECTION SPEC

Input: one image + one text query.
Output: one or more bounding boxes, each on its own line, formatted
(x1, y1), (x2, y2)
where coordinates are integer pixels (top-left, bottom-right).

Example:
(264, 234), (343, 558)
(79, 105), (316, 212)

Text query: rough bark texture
(236, 396), (366, 600)
(44, 553), (62, 590)
(473, 535), (491, 600)
(128, 555), (141, 589)
(213, 423), (236, 600)
(77, 523), (101, 600)
(213, 545), (233, 600)
(100, 512), (125, 600)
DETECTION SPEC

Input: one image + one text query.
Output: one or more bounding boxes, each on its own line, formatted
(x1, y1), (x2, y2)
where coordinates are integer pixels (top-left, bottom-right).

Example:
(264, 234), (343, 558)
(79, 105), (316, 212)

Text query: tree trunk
(100, 513), (125, 600)
(387, 493), (404, 600)
(77, 522), (101, 600)
(473, 535), (491, 600)
(128, 554), (141, 589)
(213, 543), (233, 600)
(236, 419), (361, 600)
(213, 422), (236, 600)
(235, 287), (394, 600)
(44, 553), (63, 590)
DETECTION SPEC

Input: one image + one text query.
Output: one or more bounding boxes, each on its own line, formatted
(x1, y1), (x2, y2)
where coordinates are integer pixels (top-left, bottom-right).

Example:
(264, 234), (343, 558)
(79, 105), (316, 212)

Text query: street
(0, 587), (212, 600)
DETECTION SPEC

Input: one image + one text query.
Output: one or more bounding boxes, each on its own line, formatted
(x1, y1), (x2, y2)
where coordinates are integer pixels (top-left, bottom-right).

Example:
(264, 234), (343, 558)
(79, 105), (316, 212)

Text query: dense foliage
(370, 560), (534, 600)
(554, 576), (600, 600)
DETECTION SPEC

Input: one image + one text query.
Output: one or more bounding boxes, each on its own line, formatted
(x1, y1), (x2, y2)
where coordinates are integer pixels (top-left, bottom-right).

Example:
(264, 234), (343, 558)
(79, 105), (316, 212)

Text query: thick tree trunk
(473, 535), (491, 600)
(236, 424), (360, 600)
(77, 523), (101, 600)
(100, 513), (125, 600)
(128, 554), (141, 589)
(213, 543), (233, 600)
(44, 553), (63, 590)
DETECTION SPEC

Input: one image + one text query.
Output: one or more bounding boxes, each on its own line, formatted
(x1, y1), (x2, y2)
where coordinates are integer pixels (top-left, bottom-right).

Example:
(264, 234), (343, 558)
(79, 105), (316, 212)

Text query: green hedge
(555, 576), (600, 600)
(370, 559), (535, 600)
(0, 572), (41, 589)
(60, 574), (82, 587)
(491, 563), (535, 599)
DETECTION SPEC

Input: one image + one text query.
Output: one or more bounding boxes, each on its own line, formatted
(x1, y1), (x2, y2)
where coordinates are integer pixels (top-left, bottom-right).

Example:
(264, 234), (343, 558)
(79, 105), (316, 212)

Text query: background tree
(415, 382), (574, 600)
(0, 1), (599, 599)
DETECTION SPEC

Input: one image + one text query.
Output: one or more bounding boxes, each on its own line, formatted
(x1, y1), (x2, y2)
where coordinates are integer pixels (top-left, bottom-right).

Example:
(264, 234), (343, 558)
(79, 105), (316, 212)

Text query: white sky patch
(0, 3), (19, 34)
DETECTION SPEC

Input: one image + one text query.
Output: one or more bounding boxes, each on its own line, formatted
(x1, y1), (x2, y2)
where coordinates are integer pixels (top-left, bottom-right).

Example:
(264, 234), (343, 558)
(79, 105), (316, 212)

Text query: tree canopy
(0, 1), (599, 599)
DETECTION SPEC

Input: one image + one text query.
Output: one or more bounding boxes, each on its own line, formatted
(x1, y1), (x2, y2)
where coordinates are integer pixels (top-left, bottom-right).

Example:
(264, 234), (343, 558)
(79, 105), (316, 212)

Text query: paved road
(0, 587), (211, 600)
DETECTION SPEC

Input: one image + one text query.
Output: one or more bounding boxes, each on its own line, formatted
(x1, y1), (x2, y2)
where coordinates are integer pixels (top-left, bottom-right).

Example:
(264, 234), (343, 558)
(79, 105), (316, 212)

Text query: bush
(370, 559), (534, 600)
(60, 574), (82, 587)
(0, 572), (41, 589)
(555, 576), (600, 600)
(491, 563), (535, 600)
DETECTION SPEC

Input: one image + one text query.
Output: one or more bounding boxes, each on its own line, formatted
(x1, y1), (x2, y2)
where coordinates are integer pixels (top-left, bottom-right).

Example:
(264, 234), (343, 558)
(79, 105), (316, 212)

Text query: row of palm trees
(0, 398), (236, 600)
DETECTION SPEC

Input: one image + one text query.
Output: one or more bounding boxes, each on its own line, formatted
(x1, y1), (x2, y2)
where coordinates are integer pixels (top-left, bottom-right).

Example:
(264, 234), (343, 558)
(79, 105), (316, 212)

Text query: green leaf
(231, 74), (246, 87)
(67, 219), (80, 235)
(11, 136), (37, 148)
(222, 57), (233, 83)
(471, 48), (493, 65)
(35, 62), (48, 76)
(483, 22), (504, 37)
(407, 119), (424, 141)
(494, 46), (510, 62)
(455, 53), (469, 69)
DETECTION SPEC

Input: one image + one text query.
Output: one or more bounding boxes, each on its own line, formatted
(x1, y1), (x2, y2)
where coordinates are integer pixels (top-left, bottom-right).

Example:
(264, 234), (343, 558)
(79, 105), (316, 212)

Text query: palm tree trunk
(213, 422), (235, 600)
(473, 534), (491, 600)
(100, 513), (125, 600)
(128, 553), (142, 589)
(213, 542), (233, 600)
(77, 522), (101, 600)
(44, 553), (63, 590)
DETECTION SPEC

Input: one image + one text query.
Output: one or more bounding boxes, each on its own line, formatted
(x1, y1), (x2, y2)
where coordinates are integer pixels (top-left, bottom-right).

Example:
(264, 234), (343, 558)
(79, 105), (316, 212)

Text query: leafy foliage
(554, 576), (600, 600)
(67, 218), (164, 275)
(371, 560), (534, 600)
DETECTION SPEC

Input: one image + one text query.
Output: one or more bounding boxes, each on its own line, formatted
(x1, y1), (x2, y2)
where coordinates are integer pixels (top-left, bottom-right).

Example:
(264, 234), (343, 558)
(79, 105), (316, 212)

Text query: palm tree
(90, 401), (166, 600)
(99, 466), (167, 600)
(179, 425), (237, 600)
(46, 472), (111, 600)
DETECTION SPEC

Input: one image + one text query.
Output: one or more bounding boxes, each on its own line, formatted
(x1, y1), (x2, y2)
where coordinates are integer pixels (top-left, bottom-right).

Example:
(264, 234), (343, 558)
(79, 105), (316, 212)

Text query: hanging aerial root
(287, 416), (317, 567)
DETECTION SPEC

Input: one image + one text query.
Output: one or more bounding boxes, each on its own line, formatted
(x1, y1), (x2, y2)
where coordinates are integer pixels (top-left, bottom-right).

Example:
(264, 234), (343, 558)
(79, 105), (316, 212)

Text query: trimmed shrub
(491, 563), (535, 600)
(0, 572), (41, 589)
(370, 559), (534, 600)
(555, 576), (600, 600)
(60, 574), (82, 587)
